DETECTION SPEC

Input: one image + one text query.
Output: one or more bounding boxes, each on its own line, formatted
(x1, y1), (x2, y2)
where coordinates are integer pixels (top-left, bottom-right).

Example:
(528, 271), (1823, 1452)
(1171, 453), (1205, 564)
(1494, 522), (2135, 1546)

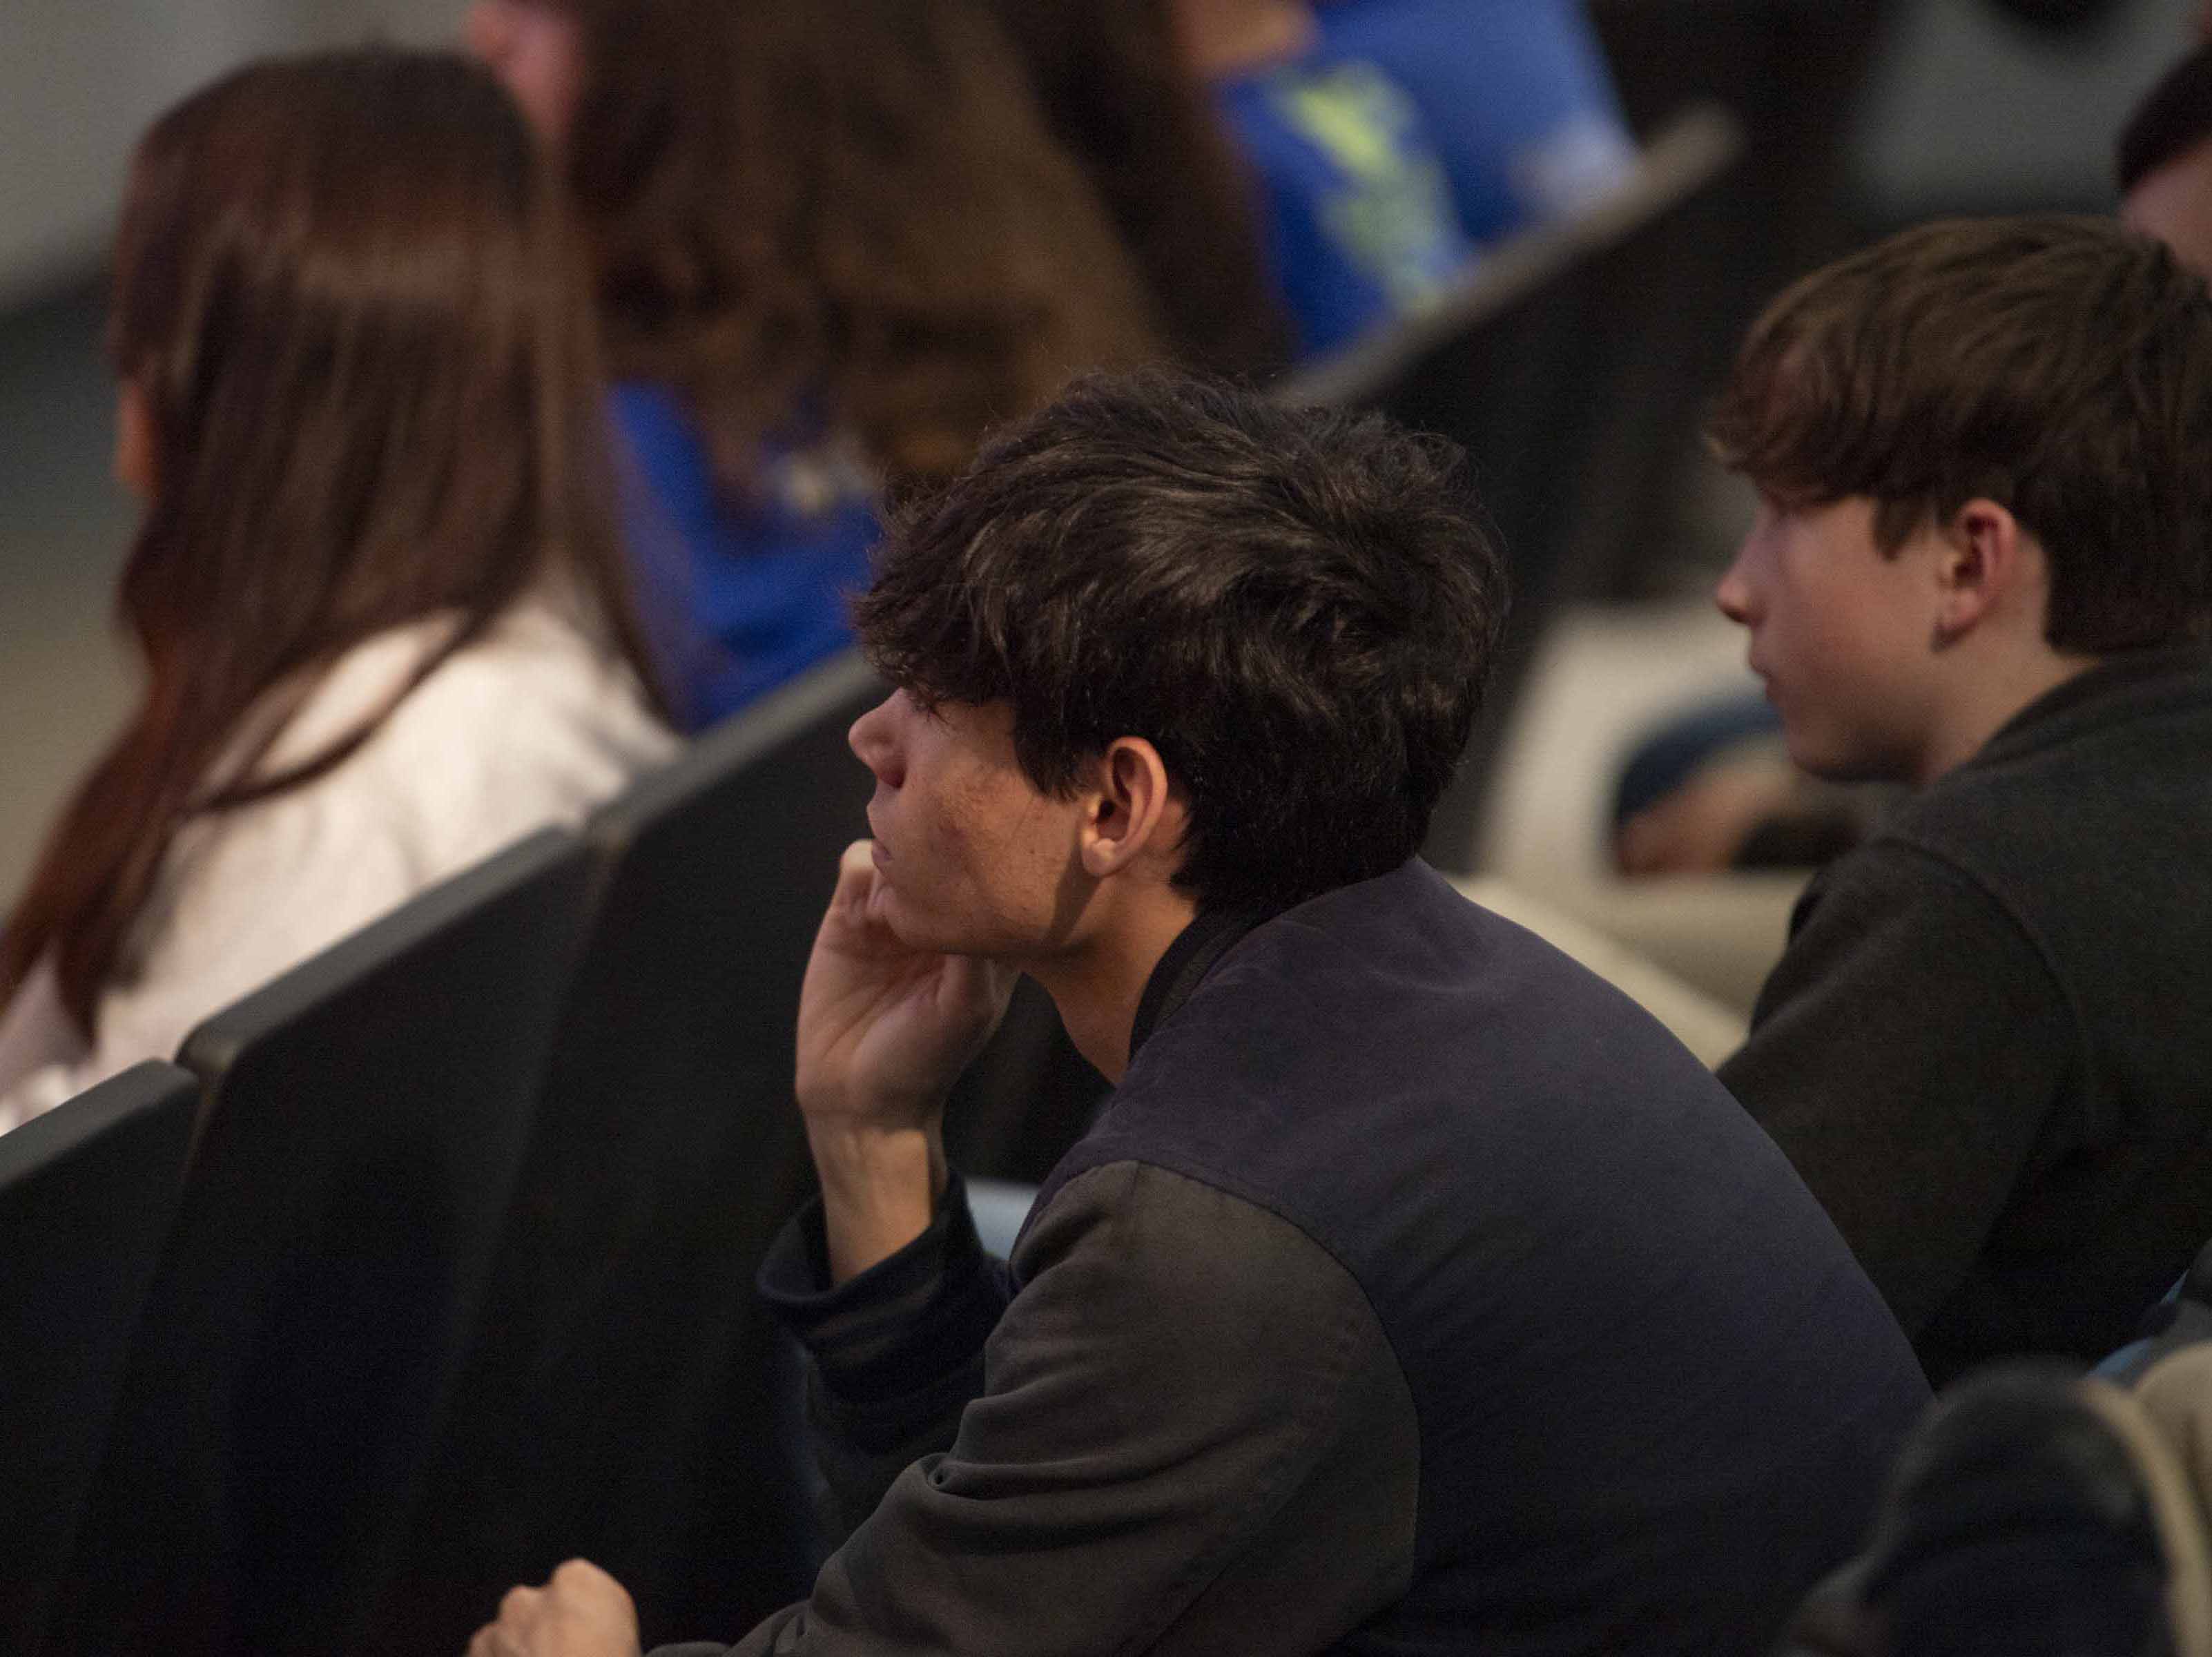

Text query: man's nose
(848, 695), (902, 787)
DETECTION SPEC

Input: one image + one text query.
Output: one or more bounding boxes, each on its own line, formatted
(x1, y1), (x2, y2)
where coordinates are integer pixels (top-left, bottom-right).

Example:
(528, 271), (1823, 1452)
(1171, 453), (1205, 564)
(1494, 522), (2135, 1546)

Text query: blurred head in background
(2119, 43), (2212, 275)
(0, 48), (657, 1033)
(1165, 0), (1319, 77)
(465, 0), (1160, 500)
(463, 0), (585, 145)
(980, 0), (1291, 378)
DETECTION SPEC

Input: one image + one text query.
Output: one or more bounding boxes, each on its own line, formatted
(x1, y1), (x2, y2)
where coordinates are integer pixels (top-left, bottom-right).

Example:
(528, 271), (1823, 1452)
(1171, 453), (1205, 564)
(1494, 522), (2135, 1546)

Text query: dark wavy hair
(547, 0), (1161, 496)
(982, 0), (1291, 380)
(0, 48), (661, 1036)
(1707, 215), (2212, 652)
(855, 373), (1508, 914)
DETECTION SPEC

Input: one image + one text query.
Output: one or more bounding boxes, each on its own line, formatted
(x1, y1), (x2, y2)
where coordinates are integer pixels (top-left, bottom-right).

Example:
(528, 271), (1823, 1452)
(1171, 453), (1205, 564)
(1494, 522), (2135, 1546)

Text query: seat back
(0, 1061), (197, 1656)
(51, 829), (596, 1657)
(1275, 106), (1745, 869)
(402, 652), (888, 1647)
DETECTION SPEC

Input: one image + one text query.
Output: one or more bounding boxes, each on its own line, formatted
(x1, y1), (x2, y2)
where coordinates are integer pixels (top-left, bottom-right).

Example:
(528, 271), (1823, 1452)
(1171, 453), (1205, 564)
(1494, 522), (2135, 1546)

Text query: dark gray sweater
(663, 860), (1927, 1656)
(1720, 647), (2212, 1384)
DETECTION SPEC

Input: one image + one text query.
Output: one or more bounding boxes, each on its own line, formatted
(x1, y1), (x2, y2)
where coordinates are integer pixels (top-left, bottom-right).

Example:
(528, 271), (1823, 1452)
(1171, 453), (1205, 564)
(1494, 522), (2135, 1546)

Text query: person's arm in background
(1717, 840), (2073, 1339)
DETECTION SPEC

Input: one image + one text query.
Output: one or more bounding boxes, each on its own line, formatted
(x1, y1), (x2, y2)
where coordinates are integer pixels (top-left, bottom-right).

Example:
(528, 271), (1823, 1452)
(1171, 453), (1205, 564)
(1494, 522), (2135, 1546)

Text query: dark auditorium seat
(48, 828), (598, 1657)
(1275, 104), (1745, 871)
(402, 642), (1109, 1645)
(0, 1060), (197, 1657)
(1587, 1), (1894, 572)
(398, 651), (891, 1649)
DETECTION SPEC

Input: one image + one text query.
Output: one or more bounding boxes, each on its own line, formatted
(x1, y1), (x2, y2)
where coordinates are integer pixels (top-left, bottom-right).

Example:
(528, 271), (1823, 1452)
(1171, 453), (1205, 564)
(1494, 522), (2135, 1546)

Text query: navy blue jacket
(668, 861), (1927, 1655)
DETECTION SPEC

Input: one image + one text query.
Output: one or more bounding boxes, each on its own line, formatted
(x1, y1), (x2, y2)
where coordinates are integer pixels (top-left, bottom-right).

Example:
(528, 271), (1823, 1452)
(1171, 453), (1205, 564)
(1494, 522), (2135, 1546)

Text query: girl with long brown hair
(0, 48), (674, 1130)
(466, 0), (1161, 726)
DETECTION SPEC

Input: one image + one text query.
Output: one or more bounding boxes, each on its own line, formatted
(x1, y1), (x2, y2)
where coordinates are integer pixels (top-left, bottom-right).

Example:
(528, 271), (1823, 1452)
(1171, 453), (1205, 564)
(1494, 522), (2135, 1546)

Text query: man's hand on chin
(468, 1560), (643, 1657)
(797, 840), (1016, 1135)
(796, 839), (1017, 1281)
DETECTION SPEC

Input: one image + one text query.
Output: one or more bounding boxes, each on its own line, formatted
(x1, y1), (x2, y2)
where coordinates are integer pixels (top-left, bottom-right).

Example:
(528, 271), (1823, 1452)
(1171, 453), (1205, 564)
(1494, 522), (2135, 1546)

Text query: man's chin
(1784, 730), (1911, 787)
(869, 889), (963, 957)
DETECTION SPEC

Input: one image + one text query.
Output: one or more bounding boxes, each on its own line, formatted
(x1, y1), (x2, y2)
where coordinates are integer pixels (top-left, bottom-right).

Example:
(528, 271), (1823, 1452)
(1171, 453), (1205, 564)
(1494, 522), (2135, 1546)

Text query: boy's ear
(1932, 498), (2035, 646)
(1079, 737), (1186, 880)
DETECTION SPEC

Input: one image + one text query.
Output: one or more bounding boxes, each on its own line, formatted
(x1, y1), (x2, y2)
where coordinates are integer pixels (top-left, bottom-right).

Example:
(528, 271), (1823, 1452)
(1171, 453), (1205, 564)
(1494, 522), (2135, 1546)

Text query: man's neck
(1029, 892), (1201, 1085)
(1915, 648), (2102, 785)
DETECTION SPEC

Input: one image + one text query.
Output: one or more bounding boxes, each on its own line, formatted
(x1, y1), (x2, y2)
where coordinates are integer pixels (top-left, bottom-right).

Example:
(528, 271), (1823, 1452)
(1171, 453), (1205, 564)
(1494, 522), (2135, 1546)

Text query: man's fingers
(822, 840), (889, 931)
(835, 837), (876, 891)
(552, 1557), (623, 1598)
(498, 1583), (543, 1625)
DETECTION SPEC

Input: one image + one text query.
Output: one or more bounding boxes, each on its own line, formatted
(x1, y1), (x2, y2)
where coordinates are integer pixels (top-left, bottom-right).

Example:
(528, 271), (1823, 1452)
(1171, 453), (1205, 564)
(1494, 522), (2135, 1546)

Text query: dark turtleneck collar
(1127, 909), (1272, 1063)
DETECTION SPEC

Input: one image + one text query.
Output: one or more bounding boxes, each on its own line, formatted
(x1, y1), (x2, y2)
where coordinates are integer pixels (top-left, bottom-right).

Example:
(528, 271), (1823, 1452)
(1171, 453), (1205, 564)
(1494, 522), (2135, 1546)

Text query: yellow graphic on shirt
(1272, 63), (1466, 316)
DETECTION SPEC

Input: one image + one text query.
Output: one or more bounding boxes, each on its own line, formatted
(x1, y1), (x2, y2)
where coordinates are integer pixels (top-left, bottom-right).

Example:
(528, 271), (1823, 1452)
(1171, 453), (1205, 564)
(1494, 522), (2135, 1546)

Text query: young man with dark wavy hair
(476, 374), (1925, 1657)
(1707, 215), (2212, 1384)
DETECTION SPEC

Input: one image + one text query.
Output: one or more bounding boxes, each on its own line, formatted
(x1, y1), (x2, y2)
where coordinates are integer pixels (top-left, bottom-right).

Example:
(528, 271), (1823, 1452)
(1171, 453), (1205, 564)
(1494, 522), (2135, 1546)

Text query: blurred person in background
(1314, 0), (1636, 245)
(2120, 43), (2212, 275)
(0, 49), (675, 1134)
(466, 0), (1161, 728)
(1167, 0), (1478, 357)
(981, 0), (1294, 380)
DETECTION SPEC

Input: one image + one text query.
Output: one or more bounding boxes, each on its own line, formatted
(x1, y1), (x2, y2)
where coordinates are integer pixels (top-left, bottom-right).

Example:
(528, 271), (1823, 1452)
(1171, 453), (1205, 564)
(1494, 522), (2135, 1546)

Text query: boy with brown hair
(1710, 214), (2212, 1383)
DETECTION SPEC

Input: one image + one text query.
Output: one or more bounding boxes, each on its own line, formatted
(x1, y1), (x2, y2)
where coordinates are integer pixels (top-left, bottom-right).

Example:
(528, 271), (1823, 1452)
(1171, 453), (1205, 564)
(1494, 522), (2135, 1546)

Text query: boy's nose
(1714, 556), (1756, 626)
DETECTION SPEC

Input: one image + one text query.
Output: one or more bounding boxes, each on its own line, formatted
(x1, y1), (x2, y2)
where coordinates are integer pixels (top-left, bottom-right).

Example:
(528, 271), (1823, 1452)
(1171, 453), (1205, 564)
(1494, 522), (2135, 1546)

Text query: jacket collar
(1129, 909), (1270, 1061)
(1973, 644), (2212, 771)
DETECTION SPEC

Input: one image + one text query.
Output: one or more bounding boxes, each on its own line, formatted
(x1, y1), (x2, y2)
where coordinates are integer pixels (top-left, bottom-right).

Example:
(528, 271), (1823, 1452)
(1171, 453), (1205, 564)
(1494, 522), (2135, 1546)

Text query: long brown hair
(0, 48), (663, 1036)
(982, 0), (1292, 380)
(550, 0), (1162, 494)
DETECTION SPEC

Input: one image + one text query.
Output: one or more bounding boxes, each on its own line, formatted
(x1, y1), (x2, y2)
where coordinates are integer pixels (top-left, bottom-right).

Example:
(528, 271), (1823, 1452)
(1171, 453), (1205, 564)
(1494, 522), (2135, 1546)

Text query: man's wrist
(804, 1120), (948, 1284)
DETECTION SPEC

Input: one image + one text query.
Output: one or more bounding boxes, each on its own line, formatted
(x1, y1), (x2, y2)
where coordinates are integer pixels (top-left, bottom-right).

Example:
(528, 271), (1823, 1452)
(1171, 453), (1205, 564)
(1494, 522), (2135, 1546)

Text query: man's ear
(1932, 498), (2034, 646)
(1079, 737), (1185, 880)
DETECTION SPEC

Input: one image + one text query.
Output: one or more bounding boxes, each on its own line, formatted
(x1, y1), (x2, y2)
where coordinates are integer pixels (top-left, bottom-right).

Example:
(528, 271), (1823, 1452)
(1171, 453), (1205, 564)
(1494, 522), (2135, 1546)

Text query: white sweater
(0, 601), (675, 1132)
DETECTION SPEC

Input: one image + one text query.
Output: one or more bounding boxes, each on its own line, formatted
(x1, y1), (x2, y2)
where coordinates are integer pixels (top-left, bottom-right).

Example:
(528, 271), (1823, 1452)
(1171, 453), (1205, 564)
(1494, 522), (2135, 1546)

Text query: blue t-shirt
(610, 382), (878, 730)
(1316, 0), (1636, 244)
(1214, 52), (1477, 358)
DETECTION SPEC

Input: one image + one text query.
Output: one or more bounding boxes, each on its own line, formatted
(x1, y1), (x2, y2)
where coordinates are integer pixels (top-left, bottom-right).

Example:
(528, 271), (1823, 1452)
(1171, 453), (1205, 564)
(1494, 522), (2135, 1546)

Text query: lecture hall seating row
(2, 649), (891, 1657)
